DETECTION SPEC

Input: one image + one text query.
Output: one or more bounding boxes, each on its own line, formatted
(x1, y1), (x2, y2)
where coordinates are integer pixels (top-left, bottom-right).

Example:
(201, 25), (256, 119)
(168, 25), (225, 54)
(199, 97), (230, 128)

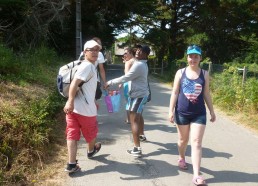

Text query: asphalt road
(59, 64), (258, 186)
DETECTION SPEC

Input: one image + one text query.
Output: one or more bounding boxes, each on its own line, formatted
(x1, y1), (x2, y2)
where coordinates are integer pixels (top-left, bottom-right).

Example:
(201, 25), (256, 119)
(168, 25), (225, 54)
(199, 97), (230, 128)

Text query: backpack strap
(80, 65), (95, 104)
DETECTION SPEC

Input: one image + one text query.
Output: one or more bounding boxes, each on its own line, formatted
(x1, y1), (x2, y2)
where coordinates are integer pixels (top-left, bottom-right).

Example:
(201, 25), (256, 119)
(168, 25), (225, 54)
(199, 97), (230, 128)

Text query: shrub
(0, 44), (20, 75)
(211, 66), (258, 113)
(0, 44), (66, 184)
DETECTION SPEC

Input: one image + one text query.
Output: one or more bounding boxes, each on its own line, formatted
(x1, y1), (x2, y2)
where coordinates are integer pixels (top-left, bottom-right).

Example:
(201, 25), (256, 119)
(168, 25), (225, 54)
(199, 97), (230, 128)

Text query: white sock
(69, 162), (76, 165)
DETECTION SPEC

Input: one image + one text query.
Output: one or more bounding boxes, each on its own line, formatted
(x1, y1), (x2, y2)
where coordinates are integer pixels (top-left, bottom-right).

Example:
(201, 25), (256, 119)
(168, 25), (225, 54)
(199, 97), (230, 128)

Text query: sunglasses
(187, 45), (201, 53)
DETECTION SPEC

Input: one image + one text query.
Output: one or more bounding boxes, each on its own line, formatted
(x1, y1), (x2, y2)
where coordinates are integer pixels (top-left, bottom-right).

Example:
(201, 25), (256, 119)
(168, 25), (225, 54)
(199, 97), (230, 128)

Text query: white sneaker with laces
(127, 147), (142, 157)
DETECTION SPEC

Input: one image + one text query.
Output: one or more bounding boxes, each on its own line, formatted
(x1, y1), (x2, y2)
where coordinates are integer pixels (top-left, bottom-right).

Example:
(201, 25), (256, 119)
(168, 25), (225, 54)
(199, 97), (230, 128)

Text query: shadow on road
(68, 154), (180, 180)
(203, 167), (258, 184)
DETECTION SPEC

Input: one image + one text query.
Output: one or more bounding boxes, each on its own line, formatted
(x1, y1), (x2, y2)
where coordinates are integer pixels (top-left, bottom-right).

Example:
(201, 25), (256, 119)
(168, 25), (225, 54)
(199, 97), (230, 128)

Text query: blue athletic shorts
(126, 96), (148, 113)
(175, 112), (207, 125)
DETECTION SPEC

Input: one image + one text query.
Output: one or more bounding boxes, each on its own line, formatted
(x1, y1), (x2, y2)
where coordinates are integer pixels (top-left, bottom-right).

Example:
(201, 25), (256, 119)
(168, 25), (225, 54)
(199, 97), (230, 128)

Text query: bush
(0, 44), (20, 75)
(211, 66), (258, 114)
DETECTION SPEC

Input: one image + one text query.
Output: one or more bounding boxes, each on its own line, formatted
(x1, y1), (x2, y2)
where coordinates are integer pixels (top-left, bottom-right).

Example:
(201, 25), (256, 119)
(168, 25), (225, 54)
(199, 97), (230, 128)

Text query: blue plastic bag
(104, 90), (121, 113)
(111, 93), (121, 112)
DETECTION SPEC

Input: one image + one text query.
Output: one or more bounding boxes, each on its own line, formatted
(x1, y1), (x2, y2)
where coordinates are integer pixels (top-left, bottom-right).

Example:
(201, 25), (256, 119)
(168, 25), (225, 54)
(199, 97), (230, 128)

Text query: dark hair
(124, 47), (136, 56)
(92, 37), (101, 45)
(135, 44), (150, 55)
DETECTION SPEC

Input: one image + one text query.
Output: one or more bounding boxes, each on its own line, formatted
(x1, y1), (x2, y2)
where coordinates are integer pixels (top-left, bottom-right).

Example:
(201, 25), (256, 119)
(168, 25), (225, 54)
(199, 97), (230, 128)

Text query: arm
(98, 63), (106, 84)
(124, 58), (134, 73)
(118, 59), (134, 88)
(168, 70), (181, 123)
(97, 52), (106, 84)
(63, 78), (84, 114)
(106, 62), (139, 86)
(203, 70), (216, 122)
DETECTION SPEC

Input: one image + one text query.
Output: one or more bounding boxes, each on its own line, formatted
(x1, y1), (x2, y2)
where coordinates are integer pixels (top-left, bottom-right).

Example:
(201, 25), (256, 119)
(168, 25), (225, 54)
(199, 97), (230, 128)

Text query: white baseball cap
(84, 40), (102, 51)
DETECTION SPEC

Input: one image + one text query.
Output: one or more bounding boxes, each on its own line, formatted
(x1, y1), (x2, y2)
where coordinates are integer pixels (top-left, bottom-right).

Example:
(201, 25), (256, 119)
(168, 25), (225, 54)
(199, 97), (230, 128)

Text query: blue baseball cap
(187, 45), (202, 55)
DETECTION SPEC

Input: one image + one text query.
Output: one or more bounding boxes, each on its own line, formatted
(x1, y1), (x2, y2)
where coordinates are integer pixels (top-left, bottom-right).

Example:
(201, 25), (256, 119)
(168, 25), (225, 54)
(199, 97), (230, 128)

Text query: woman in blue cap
(168, 45), (216, 185)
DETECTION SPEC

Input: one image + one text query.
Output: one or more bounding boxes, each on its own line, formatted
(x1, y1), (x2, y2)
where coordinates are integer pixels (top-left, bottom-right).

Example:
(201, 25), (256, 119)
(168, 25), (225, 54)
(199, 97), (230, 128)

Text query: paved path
(60, 64), (258, 186)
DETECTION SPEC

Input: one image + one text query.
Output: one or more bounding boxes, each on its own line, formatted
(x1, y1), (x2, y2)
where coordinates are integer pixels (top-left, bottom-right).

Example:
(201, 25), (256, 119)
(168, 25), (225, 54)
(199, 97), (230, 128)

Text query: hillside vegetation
(0, 44), (67, 185)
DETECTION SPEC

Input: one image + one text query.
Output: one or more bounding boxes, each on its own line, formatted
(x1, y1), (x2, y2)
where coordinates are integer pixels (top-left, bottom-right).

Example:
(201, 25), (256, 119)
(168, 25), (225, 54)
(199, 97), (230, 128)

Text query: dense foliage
(211, 66), (258, 113)
(0, 0), (257, 64)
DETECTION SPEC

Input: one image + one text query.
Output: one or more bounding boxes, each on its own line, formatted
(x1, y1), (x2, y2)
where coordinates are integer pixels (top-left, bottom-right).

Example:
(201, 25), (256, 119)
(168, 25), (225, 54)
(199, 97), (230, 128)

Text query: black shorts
(175, 112), (207, 125)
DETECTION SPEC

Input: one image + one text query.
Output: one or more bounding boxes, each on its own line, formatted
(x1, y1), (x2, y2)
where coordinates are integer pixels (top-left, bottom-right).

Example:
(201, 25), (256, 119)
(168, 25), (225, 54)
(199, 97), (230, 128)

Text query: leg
(127, 111), (142, 157)
(79, 115), (101, 158)
(176, 124), (190, 160)
(65, 139), (80, 173)
(126, 110), (130, 123)
(66, 113), (80, 164)
(190, 123), (206, 177)
(88, 138), (96, 152)
(129, 111), (141, 147)
(139, 114), (144, 136)
(67, 140), (77, 163)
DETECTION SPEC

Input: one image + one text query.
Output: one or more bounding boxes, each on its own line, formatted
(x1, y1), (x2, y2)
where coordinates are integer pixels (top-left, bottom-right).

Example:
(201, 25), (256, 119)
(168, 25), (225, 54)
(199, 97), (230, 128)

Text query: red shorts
(66, 112), (98, 142)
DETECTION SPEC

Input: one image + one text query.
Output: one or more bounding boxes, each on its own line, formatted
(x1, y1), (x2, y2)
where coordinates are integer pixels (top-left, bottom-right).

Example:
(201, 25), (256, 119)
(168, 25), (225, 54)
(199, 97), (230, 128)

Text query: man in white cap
(78, 37), (106, 102)
(63, 40), (102, 173)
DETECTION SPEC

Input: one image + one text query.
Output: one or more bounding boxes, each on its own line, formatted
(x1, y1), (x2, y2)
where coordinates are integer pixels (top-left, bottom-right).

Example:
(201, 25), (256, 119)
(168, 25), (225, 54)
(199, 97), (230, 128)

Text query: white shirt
(79, 51), (105, 81)
(95, 52), (105, 82)
(95, 51), (105, 67)
(73, 60), (97, 116)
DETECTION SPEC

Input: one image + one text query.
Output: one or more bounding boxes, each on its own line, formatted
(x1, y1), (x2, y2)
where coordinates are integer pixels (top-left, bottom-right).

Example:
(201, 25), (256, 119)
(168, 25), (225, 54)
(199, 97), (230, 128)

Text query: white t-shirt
(73, 60), (97, 116)
(95, 52), (105, 81)
(78, 51), (105, 67)
(95, 51), (105, 67)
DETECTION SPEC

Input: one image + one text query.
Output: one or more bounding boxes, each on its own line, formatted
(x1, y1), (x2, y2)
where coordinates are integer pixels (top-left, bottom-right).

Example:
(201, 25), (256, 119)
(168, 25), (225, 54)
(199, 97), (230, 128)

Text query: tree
(193, 0), (258, 64)
(0, 0), (70, 51)
(128, 0), (205, 68)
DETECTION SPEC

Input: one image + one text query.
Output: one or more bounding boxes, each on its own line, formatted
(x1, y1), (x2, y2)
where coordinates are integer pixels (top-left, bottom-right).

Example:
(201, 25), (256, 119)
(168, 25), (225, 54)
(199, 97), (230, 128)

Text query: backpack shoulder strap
(79, 64), (95, 104)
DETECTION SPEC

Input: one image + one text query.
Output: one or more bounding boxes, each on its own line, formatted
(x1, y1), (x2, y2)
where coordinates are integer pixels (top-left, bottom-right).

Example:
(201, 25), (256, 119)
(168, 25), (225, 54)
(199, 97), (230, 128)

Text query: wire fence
(201, 63), (258, 87)
(149, 60), (258, 86)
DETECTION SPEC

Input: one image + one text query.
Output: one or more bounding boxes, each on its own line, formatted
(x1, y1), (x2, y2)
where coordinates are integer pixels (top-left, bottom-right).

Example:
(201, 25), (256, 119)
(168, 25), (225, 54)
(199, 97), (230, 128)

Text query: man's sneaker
(139, 135), (147, 142)
(127, 147), (142, 157)
(64, 161), (80, 173)
(87, 142), (101, 159)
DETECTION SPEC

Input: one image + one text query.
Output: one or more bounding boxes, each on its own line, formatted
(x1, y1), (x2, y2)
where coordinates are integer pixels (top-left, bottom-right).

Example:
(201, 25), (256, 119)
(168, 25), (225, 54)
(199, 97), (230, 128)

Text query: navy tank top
(176, 68), (206, 116)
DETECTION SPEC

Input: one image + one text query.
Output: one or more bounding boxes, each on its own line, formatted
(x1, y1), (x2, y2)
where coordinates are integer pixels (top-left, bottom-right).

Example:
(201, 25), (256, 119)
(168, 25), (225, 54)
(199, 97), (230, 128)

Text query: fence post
(161, 60), (164, 75)
(208, 62), (212, 74)
(242, 66), (247, 87)
(238, 66), (247, 87)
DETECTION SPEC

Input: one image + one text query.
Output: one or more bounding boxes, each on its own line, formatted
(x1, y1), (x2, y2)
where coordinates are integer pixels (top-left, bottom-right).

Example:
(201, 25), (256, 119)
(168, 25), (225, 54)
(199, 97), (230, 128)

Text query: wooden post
(161, 60), (164, 75)
(208, 62), (212, 74)
(242, 66), (247, 87)
(75, 0), (82, 59)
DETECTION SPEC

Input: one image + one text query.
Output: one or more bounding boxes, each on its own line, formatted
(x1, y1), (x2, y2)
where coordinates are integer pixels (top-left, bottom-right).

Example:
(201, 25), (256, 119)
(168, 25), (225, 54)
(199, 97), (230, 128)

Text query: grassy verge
(210, 67), (258, 133)
(0, 44), (68, 185)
